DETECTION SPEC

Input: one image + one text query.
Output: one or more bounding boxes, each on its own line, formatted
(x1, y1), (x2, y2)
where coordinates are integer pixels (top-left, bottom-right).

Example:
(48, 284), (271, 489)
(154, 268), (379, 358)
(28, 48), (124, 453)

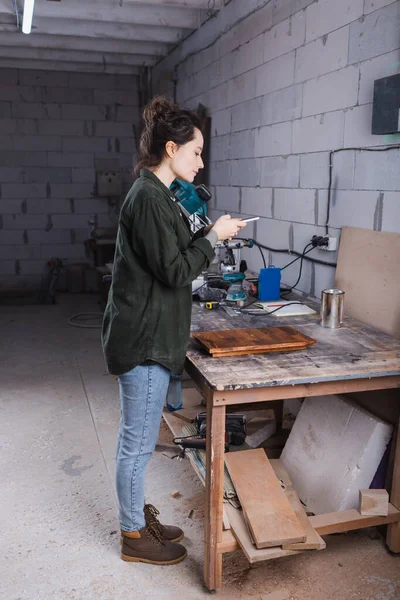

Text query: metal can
(320, 289), (345, 328)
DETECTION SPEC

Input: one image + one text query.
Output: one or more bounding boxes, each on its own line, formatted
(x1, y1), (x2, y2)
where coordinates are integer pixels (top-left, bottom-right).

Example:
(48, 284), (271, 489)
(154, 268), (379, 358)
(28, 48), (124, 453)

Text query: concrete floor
(1, 294), (399, 600)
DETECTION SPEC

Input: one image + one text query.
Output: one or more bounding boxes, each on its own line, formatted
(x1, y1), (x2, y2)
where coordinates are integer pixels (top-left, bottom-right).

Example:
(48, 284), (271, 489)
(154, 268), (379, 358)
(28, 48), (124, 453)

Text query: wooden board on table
(192, 326), (316, 357)
(270, 459), (325, 551)
(225, 504), (299, 563)
(335, 227), (400, 339)
(224, 449), (306, 548)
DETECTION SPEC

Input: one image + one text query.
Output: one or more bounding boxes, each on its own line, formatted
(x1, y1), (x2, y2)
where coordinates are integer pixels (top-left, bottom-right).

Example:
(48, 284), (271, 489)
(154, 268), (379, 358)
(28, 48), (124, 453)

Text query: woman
(102, 96), (246, 565)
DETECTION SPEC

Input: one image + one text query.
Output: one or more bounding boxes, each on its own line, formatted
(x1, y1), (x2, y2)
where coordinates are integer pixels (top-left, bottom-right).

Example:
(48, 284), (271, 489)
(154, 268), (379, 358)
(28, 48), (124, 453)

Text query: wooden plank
(172, 386), (204, 423)
(225, 504), (299, 563)
(270, 459), (326, 551)
(387, 417), (400, 552)
(335, 227), (400, 338)
(218, 529), (239, 554)
(192, 326), (316, 357)
(359, 489), (389, 516)
(310, 503), (400, 535)
(224, 449), (306, 548)
(204, 403), (225, 591)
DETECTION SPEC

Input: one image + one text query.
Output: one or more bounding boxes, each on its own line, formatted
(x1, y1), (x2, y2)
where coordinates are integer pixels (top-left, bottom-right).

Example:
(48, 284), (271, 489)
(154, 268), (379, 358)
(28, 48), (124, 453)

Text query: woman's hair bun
(142, 96), (177, 124)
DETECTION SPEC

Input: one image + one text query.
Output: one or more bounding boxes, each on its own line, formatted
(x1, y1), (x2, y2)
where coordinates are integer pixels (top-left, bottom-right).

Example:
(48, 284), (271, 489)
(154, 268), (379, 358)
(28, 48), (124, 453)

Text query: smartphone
(240, 216), (260, 223)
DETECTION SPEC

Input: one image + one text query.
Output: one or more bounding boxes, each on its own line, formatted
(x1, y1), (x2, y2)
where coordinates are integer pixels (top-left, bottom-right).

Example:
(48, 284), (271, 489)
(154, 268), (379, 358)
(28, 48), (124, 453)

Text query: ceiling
(0, 0), (223, 74)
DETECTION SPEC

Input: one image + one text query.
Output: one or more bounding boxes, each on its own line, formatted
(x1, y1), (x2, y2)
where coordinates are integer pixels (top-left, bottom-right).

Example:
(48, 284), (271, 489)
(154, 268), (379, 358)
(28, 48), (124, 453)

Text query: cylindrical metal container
(320, 289), (345, 328)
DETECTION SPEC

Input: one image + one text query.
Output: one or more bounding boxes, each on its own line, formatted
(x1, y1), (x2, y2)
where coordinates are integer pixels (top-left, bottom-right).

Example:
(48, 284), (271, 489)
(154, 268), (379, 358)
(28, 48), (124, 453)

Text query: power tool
(173, 413), (247, 452)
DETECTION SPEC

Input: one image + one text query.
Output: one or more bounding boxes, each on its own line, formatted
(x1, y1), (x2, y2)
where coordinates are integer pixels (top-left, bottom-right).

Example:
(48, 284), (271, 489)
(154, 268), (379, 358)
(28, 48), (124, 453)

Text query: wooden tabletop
(187, 302), (400, 391)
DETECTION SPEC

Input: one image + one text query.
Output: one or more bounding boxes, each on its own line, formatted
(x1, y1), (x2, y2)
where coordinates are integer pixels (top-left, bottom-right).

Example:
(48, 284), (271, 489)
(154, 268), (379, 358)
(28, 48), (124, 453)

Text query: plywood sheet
(335, 227), (400, 338)
(224, 449), (306, 548)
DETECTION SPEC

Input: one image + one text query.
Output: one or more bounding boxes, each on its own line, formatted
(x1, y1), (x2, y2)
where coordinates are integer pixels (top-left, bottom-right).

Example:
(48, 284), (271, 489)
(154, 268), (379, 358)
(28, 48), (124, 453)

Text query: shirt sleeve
(131, 193), (215, 289)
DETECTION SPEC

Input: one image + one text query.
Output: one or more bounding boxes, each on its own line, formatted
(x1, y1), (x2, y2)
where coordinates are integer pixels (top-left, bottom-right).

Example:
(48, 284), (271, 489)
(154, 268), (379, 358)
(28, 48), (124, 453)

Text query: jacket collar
(140, 168), (175, 201)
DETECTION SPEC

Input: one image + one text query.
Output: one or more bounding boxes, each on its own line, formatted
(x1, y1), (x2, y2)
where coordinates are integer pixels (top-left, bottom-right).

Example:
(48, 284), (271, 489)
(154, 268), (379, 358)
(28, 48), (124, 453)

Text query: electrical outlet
(320, 236), (337, 252)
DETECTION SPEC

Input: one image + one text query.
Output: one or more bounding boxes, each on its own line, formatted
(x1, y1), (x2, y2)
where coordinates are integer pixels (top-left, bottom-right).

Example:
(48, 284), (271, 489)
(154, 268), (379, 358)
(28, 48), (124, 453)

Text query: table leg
(204, 398), (226, 591)
(387, 417), (400, 552)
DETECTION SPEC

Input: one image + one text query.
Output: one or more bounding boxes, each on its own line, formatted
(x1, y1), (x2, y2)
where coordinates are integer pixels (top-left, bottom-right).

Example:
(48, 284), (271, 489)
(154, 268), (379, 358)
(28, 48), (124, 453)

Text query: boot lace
(143, 521), (164, 547)
(144, 504), (162, 532)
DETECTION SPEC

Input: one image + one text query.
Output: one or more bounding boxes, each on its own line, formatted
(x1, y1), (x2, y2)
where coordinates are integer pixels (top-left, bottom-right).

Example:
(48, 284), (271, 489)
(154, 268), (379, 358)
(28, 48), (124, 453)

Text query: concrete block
(0, 274), (44, 289)
(210, 135), (230, 163)
(44, 87), (94, 105)
(0, 101), (11, 118)
(344, 104), (385, 148)
(331, 150), (355, 190)
(254, 122), (292, 157)
(0, 68), (18, 85)
(233, 34), (264, 78)
(264, 11), (306, 63)
(115, 105), (141, 123)
(71, 169), (96, 184)
(0, 85), (44, 103)
(0, 245), (42, 260)
(11, 102), (61, 119)
(69, 73), (116, 90)
(50, 214), (96, 230)
(299, 152), (329, 188)
(349, 2), (400, 63)
(274, 188), (317, 224)
(382, 192), (400, 234)
(292, 222), (328, 252)
(118, 138), (137, 155)
(237, 2), (273, 46)
(293, 112), (345, 153)
(281, 395), (393, 513)
(256, 216), (291, 249)
(231, 98), (262, 133)
(24, 167), (71, 184)
(260, 155), (300, 188)
(38, 120), (84, 136)
(302, 65), (359, 117)
(40, 244), (86, 261)
(273, 0), (317, 25)
(215, 186), (240, 212)
(19, 69), (69, 88)
(0, 135), (14, 150)
(0, 199), (27, 214)
(50, 184), (95, 199)
(230, 130), (255, 159)
(2, 214), (46, 230)
(18, 260), (47, 275)
(14, 136), (62, 152)
(354, 148), (400, 190)
(1, 183), (47, 199)
(295, 26), (350, 83)
(26, 199), (72, 215)
(94, 122), (135, 138)
(256, 52), (295, 97)
(211, 108), (231, 136)
(62, 137), (109, 154)
(0, 151), (47, 168)
(0, 261), (17, 276)
(61, 104), (108, 121)
(48, 153), (94, 168)
(230, 159), (261, 187)
(227, 69), (258, 107)
(209, 160), (231, 187)
(0, 230), (25, 244)
(358, 50), (400, 105)
(327, 190), (379, 229)
(0, 118), (37, 135)
(29, 229), (72, 244)
(313, 261), (336, 299)
(240, 188), (273, 218)
(94, 90), (138, 106)
(72, 198), (108, 215)
(0, 168), (25, 182)
(306, 0), (363, 43)
(261, 84), (302, 126)
(365, 0), (395, 14)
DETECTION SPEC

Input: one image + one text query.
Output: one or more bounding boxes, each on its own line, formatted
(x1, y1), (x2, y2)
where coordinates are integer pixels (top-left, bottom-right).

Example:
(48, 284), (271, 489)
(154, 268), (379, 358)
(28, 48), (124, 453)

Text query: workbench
(182, 303), (400, 592)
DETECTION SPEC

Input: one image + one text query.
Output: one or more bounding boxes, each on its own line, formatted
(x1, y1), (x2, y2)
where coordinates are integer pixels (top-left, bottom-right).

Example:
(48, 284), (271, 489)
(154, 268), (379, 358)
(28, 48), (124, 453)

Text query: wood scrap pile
(224, 449), (325, 563)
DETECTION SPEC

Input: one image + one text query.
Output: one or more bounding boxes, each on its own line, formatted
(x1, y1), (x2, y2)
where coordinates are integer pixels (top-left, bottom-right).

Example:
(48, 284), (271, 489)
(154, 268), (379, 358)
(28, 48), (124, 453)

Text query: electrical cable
(257, 243), (267, 268)
(241, 301), (306, 316)
(326, 145), (400, 234)
(68, 313), (103, 329)
(247, 238), (337, 268)
(281, 243), (313, 295)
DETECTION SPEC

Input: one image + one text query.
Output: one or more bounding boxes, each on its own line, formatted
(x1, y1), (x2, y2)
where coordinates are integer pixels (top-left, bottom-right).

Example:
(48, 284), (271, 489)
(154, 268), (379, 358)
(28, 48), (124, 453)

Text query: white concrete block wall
(153, 0), (400, 299)
(0, 69), (140, 290)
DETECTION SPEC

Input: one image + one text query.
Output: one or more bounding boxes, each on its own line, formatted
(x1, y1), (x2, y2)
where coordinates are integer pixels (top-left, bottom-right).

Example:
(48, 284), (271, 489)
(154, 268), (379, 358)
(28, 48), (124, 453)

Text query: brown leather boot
(144, 504), (184, 542)
(121, 525), (187, 565)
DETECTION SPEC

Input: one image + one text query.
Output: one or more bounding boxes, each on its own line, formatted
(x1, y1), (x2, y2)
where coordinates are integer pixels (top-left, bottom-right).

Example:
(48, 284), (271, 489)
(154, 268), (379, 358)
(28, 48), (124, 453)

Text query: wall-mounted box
(372, 73), (400, 135)
(97, 170), (123, 196)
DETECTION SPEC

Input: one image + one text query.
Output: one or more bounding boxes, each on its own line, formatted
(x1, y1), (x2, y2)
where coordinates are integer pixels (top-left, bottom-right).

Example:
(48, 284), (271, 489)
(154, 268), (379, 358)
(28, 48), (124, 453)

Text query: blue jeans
(116, 363), (171, 532)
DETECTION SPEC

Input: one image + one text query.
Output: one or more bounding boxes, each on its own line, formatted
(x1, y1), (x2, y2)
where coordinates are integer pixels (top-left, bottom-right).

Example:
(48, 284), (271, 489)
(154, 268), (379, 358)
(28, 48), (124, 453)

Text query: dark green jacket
(101, 169), (215, 376)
